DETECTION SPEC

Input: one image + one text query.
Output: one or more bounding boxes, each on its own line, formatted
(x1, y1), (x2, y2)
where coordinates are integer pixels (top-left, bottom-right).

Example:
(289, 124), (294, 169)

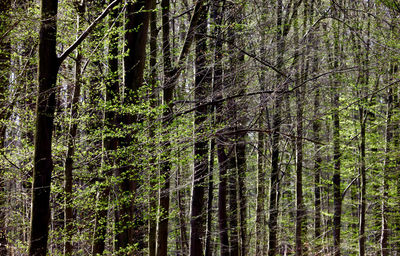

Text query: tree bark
(64, 4), (86, 254)
(205, 139), (215, 256)
(0, 0), (11, 254)
(190, 2), (209, 255)
(332, 27), (342, 256)
(268, 1), (284, 254)
(148, 0), (158, 255)
(115, 1), (150, 253)
(29, 1), (59, 255)
(156, 1), (173, 255)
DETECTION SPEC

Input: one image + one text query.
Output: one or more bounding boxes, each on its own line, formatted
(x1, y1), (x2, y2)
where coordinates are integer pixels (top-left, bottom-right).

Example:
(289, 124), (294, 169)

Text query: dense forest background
(1, 0), (400, 255)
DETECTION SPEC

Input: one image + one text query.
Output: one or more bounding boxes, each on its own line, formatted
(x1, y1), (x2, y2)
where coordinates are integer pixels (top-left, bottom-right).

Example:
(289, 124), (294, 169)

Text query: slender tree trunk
(29, 1), (59, 255)
(0, 0), (11, 254)
(205, 139), (215, 256)
(228, 162), (239, 256)
(64, 4), (85, 254)
(295, 69), (305, 256)
(331, 3), (342, 255)
(237, 139), (247, 256)
(157, 1), (173, 255)
(295, 2), (307, 254)
(157, 1), (205, 254)
(256, 126), (265, 256)
(358, 110), (366, 256)
(213, 2), (229, 254)
(269, 1), (284, 254)
(177, 169), (189, 255)
(148, 1), (158, 255)
(217, 144), (230, 256)
(310, 2), (322, 254)
(380, 88), (393, 256)
(92, 2), (120, 255)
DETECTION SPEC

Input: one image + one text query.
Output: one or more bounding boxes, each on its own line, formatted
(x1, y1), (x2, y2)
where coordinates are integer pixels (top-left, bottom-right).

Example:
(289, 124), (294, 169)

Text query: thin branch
(342, 174), (361, 200)
(58, 0), (122, 64)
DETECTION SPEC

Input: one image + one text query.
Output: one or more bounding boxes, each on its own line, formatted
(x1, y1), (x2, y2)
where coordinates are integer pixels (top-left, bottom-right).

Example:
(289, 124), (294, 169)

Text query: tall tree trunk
(115, 1), (150, 253)
(190, 3), (209, 254)
(0, 0), (11, 254)
(213, 2), (229, 254)
(29, 1), (59, 255)
(237, 139), (247, 256)
(330, 2), (342, 255)
(157, 1), (206, 255)
(92, 2), (120, 255)
(310, 1), (322, 254)
(148, 0), (158, 255)
(256, 120), (265, 256)
(295, 2), (307, 254)
(157, 1), (173, 255)
(380, 79), (394, 256)
(228, 162), (239, 256)
(205, 139), (215, 256)
(269, 0), (284, 254)
(64, 4), (85, 254)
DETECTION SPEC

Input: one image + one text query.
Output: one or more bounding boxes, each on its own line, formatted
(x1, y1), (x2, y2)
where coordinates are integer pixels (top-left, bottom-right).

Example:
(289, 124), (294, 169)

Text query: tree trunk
(380, 87), (393, 256)
(92, 2), (120, 255)
(64, 4), (85, 254)
(211, 1), (230, 255)
(205, 139), (215, 256)
(269, 1), (284, 254)
(0, 0), (11, 254)
(29, 1), (59, 255)
(157, 1), (206, 254)
(115, 1), (150, 253)
(228, 162), (239, 256)
(190, 2), (209, 255)
(310, 1), (322, 254)
(237, 139), (247, 256)
(148, 0), (158, 255)
(157, 1), (173, 255)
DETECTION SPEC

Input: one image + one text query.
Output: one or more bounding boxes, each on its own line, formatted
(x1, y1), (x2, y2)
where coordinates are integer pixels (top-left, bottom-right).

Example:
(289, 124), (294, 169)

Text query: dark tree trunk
(295, 70), (305, 256)
(381, 86), (393, 256)
(148, 0), (158, 255)
(157, 1), (173, 255)
(177, 168), (189, 255)
(268, 1), (284, 255)
(157, 1), (206, 255)
(228, 163), (239, 256)
(211, 1), (229, 255)
(0, 0), (11, 254)
(331, 3), (342, 255)
(205, 139), (215, 256)
(29, 1), (59, 255)
(116, 1), (150, 253)
(310, 2), (322, 253)
(64, 4), (85, 255)
(190, 2), (209, 255)
(237, 140), (247, 256)
(217, 144), (230, 256)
